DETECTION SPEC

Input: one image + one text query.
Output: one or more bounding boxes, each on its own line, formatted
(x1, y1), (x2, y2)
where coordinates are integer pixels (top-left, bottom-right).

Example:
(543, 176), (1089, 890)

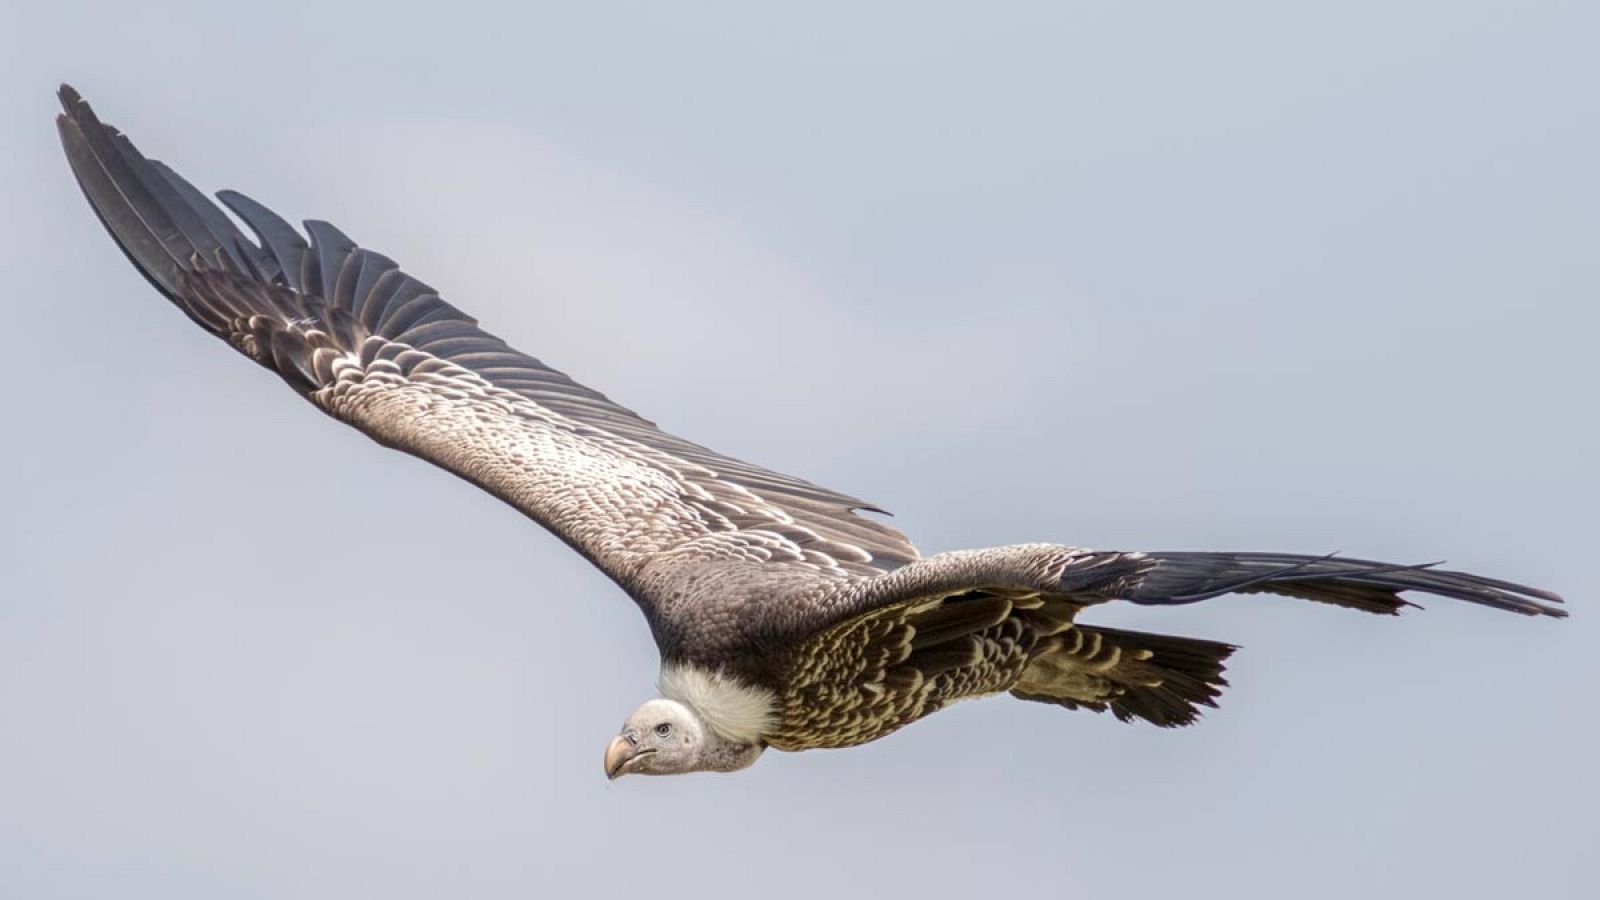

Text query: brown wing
(55, 86), (919, 614)
(764, 591), (1236, 748)
(760, 542), (1560, 747)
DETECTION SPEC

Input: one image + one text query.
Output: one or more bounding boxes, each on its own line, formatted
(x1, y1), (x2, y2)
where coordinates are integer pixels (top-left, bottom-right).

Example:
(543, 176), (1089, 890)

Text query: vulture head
(605, 698), (764, 778)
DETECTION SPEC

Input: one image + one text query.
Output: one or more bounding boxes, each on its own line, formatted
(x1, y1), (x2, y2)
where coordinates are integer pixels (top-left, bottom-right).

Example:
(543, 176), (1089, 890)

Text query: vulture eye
(654, 723), (672, 737)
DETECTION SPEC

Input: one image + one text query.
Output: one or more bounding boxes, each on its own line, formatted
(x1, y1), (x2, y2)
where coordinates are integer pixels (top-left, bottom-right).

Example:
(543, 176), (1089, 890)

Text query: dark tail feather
(1128, 551), (1566, 618)
(1012, 625), (1235, 728)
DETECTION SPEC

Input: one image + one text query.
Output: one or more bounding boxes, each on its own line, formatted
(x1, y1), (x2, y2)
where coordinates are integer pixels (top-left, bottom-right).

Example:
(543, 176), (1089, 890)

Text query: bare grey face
(605, 699), (705, 779)
(604, 698), (764, 779)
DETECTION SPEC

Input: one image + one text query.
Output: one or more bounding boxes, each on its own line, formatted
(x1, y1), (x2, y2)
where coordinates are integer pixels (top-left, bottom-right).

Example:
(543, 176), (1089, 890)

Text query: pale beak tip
(604, 734), (635, 780)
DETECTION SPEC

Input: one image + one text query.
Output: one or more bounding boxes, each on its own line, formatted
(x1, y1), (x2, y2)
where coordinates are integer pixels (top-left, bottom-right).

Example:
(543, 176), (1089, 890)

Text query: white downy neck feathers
(658, 664), (777, 744)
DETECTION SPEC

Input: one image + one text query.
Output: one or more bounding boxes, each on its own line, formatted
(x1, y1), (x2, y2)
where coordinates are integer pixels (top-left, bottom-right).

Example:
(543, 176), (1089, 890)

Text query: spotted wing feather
(766, 592), (1044, 750)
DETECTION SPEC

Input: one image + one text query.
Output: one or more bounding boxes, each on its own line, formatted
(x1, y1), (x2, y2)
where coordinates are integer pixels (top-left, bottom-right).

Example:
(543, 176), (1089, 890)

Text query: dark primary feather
(1128, 551), (1566, 618)
(55, 85), (919, 606)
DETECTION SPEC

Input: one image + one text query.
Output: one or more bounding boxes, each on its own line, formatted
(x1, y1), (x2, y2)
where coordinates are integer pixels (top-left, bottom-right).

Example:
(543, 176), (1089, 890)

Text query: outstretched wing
(55, 86), (918, 608)
(762, 544), (1561, 747)
(842, 544), (1565, 626)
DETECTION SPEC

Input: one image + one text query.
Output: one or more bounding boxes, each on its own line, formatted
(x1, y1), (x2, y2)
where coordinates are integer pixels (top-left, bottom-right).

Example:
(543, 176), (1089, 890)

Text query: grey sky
(2, 2), (1595, 898)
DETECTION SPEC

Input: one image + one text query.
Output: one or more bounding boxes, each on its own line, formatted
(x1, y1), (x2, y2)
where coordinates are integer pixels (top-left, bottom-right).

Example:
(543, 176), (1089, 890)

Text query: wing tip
(1525, 598), (1569, 619)
(57, 83), (100, 130)
(55, 83), (88, 141)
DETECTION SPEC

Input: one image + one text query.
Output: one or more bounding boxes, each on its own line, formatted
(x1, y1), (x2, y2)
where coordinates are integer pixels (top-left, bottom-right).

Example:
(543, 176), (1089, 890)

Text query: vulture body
(55, 87), (1565, 779)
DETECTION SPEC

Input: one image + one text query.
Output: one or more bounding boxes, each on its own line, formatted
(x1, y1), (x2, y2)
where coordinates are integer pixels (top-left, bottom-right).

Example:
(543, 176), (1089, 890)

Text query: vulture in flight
(55, 86), (1565, 780)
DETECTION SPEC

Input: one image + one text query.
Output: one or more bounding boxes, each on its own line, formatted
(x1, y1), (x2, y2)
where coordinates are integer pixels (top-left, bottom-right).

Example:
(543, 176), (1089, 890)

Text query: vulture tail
(1125, 551), (1566, 618)
(1012, 625), (1235, 728)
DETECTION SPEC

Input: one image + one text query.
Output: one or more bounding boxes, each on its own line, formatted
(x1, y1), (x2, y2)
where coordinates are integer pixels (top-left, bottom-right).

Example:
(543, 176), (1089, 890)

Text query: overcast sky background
(1, 3), (1595, 898)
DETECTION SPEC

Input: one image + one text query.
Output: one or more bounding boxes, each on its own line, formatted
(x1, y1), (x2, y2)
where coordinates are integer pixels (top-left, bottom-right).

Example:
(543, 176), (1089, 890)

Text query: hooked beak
(605, 734), (638, 780)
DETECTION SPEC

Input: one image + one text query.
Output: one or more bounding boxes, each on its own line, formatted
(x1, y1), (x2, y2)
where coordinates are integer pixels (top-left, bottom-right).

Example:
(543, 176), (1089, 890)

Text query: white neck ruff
(658, 664), (778, 744)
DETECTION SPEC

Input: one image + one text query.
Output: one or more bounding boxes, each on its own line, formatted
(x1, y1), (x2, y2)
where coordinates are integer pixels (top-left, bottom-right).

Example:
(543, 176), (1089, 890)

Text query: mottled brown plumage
(57, 87), (1565, 777)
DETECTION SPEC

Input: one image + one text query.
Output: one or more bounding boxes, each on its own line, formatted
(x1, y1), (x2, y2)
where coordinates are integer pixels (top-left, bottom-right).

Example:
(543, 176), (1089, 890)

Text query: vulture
(55, 86), (1565, 780)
